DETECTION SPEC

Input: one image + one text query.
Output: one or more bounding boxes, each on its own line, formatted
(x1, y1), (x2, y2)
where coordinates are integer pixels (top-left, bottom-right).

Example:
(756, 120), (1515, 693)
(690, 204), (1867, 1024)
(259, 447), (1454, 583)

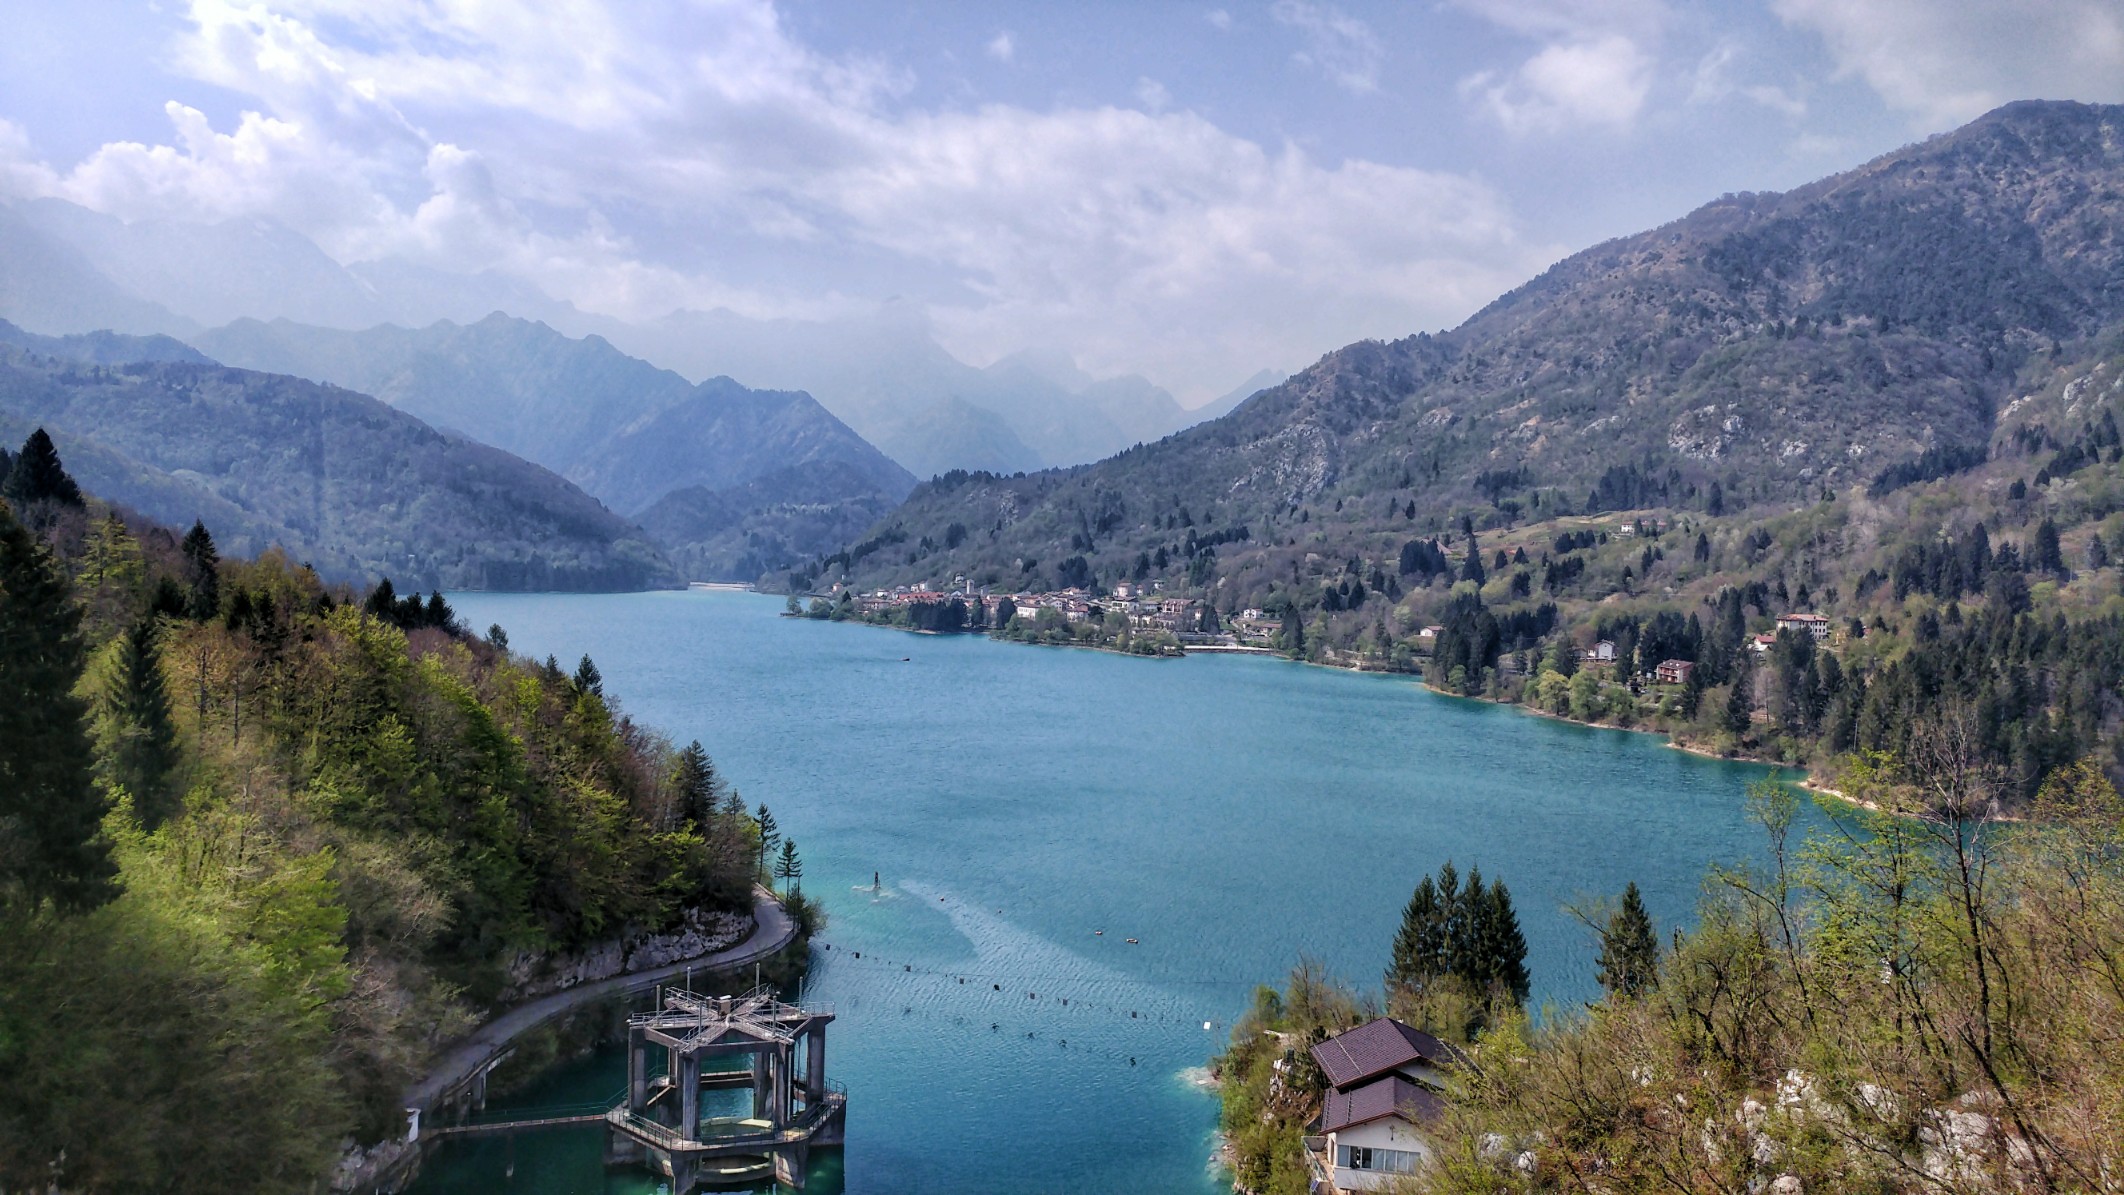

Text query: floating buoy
(853, 952), (860, 958)
(904, 964), (911, 972)
(993, 983), (1000, 991)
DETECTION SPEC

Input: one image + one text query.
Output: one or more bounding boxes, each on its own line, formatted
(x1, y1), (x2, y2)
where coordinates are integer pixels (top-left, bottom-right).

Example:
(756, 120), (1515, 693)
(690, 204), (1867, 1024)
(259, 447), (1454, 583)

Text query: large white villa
(1302, 1018), (1458, 1192)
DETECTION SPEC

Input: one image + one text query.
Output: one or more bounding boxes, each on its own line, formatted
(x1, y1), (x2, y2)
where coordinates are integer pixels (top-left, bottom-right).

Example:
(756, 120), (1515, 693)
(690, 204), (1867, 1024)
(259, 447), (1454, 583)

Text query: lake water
(412, 590), (1792, 1195)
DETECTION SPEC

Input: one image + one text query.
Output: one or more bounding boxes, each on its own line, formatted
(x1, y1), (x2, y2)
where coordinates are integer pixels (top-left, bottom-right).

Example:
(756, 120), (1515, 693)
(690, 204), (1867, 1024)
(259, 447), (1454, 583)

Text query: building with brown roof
(1304, 1019), (1457, 1191)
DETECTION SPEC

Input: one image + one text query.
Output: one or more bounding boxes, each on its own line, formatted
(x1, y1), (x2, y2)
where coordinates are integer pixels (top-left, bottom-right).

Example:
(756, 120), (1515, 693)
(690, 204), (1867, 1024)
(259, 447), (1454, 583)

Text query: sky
(3, 0), (2122, 402)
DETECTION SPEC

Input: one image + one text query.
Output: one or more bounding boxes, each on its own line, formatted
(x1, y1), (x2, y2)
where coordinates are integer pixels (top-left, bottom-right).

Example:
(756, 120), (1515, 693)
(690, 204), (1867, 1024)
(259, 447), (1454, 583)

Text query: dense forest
(0, 432), (787, 1192)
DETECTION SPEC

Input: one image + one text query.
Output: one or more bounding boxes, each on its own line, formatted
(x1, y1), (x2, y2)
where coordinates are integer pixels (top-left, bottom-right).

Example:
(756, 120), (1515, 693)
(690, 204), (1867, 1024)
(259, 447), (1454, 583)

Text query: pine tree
(572, 654), (603, 697)
(774, 839), (802, 894)
(486, 623), (509, 650)
(2, 428), (84, 508)
(1478, 878), (1531, 1004)
(2089, 532), (2110, 571)
(755, 804), (780, 876)
(179, 520), (220, 621)
(1724, 654), (1755, 734)
(1385, 861), (1532, 1009)
(0, 499), (114, 909)
(95, 617), (181, 828)
(2034, 518), (2066, 576)
(1596, 881), (1660, 998)
(1386, 875), (1446, 992)
(674, 740), (718, 828)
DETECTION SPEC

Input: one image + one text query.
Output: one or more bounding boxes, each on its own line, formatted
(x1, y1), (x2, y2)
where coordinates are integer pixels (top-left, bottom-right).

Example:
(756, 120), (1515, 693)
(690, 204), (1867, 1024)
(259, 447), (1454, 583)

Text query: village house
(1303, 1018), (1457, 1192)
(1655, 658), (1695, 685)
(1581, 640), (1617, 664)
(1775, 612), (1832, 641)
(1417, 625), (1444, 640)
(1750, 632), (1778, 654)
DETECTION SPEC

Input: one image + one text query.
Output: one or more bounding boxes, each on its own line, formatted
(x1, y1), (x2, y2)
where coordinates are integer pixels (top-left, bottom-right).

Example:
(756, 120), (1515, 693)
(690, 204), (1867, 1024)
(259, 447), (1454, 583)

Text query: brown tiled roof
(1319, 1076), (1448, 1133)
(1310, 1018), (1457, 1090)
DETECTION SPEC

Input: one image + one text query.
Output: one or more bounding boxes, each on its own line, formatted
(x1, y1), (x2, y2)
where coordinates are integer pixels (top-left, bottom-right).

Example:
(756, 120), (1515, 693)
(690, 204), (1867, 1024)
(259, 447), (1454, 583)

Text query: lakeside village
(788, 574), (1841, 682)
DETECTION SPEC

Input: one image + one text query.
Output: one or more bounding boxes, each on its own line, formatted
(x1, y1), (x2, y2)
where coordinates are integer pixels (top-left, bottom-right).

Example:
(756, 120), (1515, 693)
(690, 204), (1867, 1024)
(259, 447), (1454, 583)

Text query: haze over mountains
(812, 101), (2124, 598)
(0, 320), (672, 590)
(0, 196), (1251, 481)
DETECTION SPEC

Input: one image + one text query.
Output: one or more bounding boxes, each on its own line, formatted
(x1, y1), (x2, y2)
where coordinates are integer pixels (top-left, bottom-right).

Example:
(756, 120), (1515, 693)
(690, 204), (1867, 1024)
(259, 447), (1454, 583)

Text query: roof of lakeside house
(1310, 1017), (1457, 1090)
(1319, 1075), (1448, 1133)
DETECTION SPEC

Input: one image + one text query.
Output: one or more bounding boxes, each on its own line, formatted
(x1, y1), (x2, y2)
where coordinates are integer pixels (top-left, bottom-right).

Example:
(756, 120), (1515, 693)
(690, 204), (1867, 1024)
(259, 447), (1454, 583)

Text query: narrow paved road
(406, 887), (799, 1115)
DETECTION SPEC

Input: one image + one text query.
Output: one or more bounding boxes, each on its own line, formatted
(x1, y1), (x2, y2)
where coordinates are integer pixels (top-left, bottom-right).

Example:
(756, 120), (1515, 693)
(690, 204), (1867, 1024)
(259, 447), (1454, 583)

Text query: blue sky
(3, 1), (2121, 400)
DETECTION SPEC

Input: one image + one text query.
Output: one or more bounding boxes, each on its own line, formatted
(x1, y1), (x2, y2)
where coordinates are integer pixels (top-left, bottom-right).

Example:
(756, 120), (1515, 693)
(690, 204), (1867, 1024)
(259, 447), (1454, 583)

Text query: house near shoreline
(1304, 1018), (1457, 1192)
(1655, 658), (1695, 685)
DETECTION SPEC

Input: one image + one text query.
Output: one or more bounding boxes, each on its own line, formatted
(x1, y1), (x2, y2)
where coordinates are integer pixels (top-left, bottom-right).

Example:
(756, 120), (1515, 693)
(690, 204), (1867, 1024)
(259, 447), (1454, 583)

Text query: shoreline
(355, 887), (801, 1193)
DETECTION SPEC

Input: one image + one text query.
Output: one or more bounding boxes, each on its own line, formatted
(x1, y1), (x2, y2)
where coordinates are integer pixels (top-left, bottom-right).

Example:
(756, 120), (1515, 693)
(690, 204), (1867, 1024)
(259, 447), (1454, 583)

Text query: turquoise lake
(413, 590), (1794, 1195)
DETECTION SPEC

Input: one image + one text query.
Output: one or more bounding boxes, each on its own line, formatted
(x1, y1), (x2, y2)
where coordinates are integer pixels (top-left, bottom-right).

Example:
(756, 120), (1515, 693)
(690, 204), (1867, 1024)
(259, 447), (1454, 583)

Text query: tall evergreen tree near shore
(675, 740), (719, 829)
(1386, 861), (1529, 1006)
(1595, 881), (1660, 998)
(0, 500), (113, 909)
(774, 839), (802, 895)
(756, 804), (780, 876)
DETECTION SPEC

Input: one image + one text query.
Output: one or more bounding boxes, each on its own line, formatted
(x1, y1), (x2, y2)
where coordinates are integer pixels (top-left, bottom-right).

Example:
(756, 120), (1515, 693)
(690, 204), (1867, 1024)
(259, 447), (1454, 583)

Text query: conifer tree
(95, 618), (181, 828)
(179, 520), (220, 620)
(755, 804), (779, 876)
(2, 428), (83, 508)
(1386, 875), (1446, 992)
(2090, 532), (2110, 571)
(0, 499), (113, 909)
(1477, 878), (1531, 1004)
(486, 623), (508, 650)
(1595, 881), (1660, 998)
(2034, 517), (2067, 576)
(774, 839), (802, 894)
(1724, 654), (1755, 734)
(572, 654), (603, 697)
(674, 740), (718, 828)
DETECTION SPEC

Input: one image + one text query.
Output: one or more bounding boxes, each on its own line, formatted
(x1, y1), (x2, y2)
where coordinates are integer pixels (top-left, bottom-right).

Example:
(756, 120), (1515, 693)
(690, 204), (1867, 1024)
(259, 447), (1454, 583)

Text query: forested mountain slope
(192, 314), (915, 580)
(0, 348), (674, 590)
(818, 100), (2124, 598)
(0, 457), (791, 1190)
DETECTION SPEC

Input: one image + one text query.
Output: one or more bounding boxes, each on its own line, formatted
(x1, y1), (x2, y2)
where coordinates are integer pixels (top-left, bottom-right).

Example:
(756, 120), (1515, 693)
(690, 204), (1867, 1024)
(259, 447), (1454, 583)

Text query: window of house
(1339, 1144), (1419, 1173)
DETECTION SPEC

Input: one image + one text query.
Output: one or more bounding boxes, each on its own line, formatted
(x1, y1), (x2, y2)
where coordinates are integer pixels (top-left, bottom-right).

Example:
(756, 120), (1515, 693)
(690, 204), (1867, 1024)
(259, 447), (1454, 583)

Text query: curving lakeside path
(405, 886), (798, 1115)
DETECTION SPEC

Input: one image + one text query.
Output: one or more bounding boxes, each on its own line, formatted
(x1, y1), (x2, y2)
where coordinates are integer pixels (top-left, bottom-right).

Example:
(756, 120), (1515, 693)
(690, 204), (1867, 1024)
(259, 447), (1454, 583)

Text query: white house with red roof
(1303, 1018), (1458, 1191)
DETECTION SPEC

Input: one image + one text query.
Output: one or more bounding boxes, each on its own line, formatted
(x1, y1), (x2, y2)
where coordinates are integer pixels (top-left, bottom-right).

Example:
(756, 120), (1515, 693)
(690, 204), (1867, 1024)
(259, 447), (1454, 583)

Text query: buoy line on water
(808, 940), (1246, 1033)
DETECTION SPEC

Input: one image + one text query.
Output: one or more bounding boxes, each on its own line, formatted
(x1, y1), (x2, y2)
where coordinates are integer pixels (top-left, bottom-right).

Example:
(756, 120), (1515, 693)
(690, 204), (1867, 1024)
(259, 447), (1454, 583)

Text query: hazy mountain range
(0, 196), (1256, 480)
(808, 100), (2124, 597)
(0, 320), (672, 590)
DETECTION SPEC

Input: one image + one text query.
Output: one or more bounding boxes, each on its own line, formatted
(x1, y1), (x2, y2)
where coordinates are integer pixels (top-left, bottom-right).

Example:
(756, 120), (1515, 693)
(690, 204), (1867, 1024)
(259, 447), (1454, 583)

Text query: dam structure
(607, 986), (846, 1189)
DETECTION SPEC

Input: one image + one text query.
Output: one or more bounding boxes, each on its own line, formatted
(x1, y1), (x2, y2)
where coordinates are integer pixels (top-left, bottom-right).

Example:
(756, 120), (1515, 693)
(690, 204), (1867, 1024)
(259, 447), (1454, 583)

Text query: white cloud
(1270, 0), (1384, 93)
(1463, 34), (1653, 135)
(985, 32), (1015, 64)
(1775, 0), (2124, 127)
(1687, 41), (1805, 118)
(0, 120), (61, 198)
(1206, 9), (1233, 32)
(4, 0), (1554, 393)
(1449, 0), (1667, 135)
